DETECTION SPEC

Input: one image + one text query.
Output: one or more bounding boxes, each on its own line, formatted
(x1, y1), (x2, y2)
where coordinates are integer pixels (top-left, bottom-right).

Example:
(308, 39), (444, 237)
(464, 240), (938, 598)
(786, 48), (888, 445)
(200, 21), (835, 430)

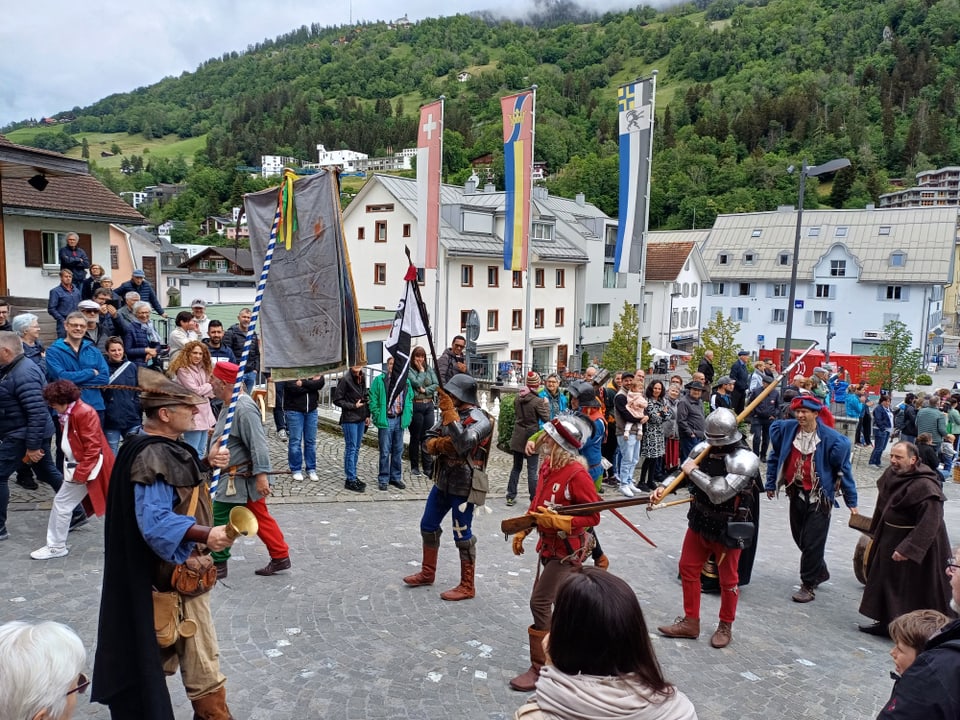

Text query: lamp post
(665, 289), (682, 350)
(781, 158), (851, 377)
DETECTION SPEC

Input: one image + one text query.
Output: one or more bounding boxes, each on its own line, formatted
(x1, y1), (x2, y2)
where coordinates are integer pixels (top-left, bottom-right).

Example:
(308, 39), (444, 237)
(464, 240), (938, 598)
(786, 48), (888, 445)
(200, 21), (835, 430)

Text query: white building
(699, 206), (958, 359)
(342, 174), (599, 378)
(645, 231), (711, 354)
(313, 144), (367, 173)
(261, 155), (300, 178)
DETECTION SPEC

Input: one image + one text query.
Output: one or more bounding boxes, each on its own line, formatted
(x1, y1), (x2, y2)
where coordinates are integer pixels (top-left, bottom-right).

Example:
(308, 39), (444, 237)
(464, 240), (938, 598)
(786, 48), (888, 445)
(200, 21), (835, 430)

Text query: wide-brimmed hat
(685, 380), (706, 391)
(138, 367), (207, 409)
(570, 381), (600, 408)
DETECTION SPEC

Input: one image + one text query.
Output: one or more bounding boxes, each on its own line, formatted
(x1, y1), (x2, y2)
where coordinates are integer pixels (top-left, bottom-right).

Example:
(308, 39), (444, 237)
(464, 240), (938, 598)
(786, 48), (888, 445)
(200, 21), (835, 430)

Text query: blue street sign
(795, 300), (804, 309)
(757, 335), (765, 343)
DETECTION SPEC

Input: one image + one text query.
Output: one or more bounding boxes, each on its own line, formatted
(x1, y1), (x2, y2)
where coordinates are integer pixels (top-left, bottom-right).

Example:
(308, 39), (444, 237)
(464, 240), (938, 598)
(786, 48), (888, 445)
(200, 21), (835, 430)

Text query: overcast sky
(0, 0), (652, 127)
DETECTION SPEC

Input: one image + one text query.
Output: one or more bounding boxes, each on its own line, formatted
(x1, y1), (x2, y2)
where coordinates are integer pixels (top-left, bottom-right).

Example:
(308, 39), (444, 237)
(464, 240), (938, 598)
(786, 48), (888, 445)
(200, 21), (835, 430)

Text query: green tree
(688, 310), (740, 378)
(601, 302), (651, 372)
(110, 142), (122, 155)
(81, 137), (89, 159)
(865, 319), (922, 391)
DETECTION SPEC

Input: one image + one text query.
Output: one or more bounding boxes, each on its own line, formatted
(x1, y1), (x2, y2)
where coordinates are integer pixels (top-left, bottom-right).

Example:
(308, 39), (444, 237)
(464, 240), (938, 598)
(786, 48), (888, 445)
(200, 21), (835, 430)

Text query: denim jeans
(507, 450), (539, 501)
(870, 430), (889, 465)
(181, 430), (208, 459)
(680, 436), (701, 464)
(0, 437), (63, 532)
(104, 426), (141, 456)
(286, 409), (317, 472)
(419, 485), (474, 541)
(617, 434), (640, 485)
(377, 416), (404, 486)
(242, 371), (257, 394)
(342, 421), (365, 482)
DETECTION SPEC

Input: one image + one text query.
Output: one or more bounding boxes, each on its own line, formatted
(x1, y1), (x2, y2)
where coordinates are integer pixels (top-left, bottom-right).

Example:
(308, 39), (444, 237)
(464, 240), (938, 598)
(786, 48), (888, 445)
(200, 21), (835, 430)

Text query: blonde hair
(168, 340), (211, 377)
(889, 609), (950, 652)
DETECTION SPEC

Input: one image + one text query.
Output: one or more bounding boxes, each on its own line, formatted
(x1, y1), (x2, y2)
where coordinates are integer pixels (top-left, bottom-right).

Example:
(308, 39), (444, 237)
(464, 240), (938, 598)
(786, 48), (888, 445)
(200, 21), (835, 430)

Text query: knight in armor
(509, 415), (601, 692)
(402, 374), (493, 602)
(651, 408), (761, 649)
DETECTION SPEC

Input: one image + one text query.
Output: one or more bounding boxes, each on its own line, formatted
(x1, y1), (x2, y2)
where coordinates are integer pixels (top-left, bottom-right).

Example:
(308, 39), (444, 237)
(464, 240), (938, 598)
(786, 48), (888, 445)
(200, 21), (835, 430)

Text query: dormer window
(835, 227), (848, 237)
(879, 226), (891, 236)
(778, 252), (791, 266)
(751, 229), (762, 238)
(718, 252), (729, 265)
(890, 252), (906, 267)
(808, 227), (820, 237)
(744, 251), (756, 265)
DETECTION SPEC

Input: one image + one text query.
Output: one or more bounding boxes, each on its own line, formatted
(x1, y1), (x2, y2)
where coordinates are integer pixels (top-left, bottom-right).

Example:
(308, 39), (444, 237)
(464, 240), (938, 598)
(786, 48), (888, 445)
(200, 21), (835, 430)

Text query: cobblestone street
(5, 408), (959, 719)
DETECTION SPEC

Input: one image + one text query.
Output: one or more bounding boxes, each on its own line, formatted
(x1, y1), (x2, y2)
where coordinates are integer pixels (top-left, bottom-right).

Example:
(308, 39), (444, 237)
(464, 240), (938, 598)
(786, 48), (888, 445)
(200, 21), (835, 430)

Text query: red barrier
(759, 349), (887, 395)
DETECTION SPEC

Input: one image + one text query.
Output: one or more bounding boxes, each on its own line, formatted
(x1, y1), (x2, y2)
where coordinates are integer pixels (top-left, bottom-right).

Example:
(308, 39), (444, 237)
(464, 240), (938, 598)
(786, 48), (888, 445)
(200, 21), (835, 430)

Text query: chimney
(533, 186), (548, 200)
(484, 182), (495, 193)
(465, 172), (479, 195)
(575, 192), (585, 206)
(865, 203), (875, 211)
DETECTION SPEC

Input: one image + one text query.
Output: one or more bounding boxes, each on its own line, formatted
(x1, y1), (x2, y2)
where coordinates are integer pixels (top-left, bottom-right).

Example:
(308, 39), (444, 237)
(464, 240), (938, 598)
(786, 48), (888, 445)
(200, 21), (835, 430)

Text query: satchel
(724, 520), (755, 549)
(152, 590), (197, 648)
(466, 468), (489, 507)
(169, 486), (218, 596)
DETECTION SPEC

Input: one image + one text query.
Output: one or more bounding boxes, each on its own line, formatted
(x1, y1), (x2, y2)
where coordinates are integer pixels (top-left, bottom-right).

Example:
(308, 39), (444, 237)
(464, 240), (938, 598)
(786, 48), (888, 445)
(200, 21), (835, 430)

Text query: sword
(609, 507), (657, 548)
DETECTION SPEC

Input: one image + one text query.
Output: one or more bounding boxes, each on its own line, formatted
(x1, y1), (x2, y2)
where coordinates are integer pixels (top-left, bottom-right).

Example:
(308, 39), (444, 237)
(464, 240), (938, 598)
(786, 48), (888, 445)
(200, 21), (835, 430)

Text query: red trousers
(212, 498), (289, 561)
(678, 528), (741, 623)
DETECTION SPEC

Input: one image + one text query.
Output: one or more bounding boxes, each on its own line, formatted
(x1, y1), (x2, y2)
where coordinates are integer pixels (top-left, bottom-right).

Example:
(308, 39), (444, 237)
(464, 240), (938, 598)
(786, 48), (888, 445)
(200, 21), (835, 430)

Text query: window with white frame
(886, 285), (902, 300)
(830, 260), (846, 277)
(718, 252), (729, 265)
(811, 310), (830, 325)
(772, 308), (786, 323)
(585, 303), (610, 327)
(531, 223), (554, 240)
(41, 231), (70, 266)
(512, 309), (523, 330)
(879, 226), (891, 236)
(738, 282), (752, 296)
(534, 308), (544, 329)
(835, 227), (848, 237)
(815, 283), (832, 298)
(772, 283), (788, 297)
(744, 251), (756, 264)
(461, 265), (473, 287)
(808, 227), (820, 237)
(751, 229), (761, 238)
(890, 252), (906, 267)
(556, 269), (565, 287)
(730, 307), (749, 321)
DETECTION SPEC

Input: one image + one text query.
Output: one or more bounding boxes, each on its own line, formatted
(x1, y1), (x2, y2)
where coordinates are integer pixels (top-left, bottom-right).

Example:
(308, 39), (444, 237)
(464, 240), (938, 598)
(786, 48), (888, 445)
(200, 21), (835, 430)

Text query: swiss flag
(416, 100), (443, 269)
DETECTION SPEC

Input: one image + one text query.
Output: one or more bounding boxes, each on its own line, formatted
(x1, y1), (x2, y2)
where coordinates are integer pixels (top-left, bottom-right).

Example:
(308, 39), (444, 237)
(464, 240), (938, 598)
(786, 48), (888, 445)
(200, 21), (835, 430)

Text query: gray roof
(701, 206), (958, 283)
(372, 174), (590, 262)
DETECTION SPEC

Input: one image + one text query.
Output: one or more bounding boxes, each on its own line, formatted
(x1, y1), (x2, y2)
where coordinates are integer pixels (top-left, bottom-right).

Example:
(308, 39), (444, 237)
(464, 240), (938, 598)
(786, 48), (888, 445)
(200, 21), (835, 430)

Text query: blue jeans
(181, 430), (208, 458)
(273, 382), (286, 432)
(286, 409), (317, 472)
(0, 437), (63, 532)
(870, 431), (889, 465)
(680, 436), (701, 464)
(377, 416), (404, 486)
(507, 450), (539, 501)
(419, 485), (474, 542)
(342, 421), (365, 482)
(104, 425), (142, 455)
(242, 371), (257, 394)
(617, 434), (640, 485)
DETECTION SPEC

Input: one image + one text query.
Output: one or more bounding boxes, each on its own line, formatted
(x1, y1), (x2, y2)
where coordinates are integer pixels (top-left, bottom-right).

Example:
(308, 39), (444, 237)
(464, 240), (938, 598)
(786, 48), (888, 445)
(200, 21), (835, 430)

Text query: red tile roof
(0, 134), (144, 223)
(645, 241), (694, 281)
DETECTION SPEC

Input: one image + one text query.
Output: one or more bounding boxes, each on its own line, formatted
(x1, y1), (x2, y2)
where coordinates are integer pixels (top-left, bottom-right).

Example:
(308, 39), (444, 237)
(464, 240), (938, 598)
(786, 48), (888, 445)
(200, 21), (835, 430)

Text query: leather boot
(593, 554), (609, 570)
(214, 561), (227, 581)
(710, 621), (733, 648)
(190, 687), (234, 720)
(509, 626), (548, 691)
(440, 537), (476, 601)
(657, 616), (700, 639)
(403, 530), (441, 586)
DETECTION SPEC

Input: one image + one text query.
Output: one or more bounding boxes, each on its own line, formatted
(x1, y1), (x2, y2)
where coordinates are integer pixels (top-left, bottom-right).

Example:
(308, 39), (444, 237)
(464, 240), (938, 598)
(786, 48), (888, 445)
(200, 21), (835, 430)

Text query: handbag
(169, 487), (218, 597)
(724, 520), (755, 549)
(152, 590), (197, 648)
(466, 468), (489, 507)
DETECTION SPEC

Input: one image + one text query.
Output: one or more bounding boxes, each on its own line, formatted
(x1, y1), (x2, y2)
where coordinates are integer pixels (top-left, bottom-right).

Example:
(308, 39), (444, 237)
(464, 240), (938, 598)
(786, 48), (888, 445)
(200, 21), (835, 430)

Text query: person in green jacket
(370, 356), (413, 491)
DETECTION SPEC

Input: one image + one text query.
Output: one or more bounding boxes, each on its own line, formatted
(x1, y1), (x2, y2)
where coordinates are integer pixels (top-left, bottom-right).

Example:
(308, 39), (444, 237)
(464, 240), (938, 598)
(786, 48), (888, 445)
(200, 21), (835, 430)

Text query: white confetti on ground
(856, 647), (874, 654)
(431, 649), (446, 658)
(265, 649), (283, 658)
(360, 595), (369, 601)
(9, 597), (26, 603)
(299, 670), (316, 678)
(466, 640), (482, 647)
(474, 670), (487, 679)
(427, 672), (443, 683)
(276, 639), (291, 647)
(286, 628), (301, 635)
(507, 571), (519, 576)
(740, 671), (761, 681)
(795, 658), (815, 666)
(390, 542), (404, 548)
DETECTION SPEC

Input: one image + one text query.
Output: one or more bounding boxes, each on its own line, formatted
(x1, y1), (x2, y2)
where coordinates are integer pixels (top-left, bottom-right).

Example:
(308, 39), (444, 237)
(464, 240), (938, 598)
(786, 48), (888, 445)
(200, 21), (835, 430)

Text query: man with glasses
(857, 441), (953, 636)
(437, 335), (470, 384)
(94, 368), (237, 719)
(47, 269), (80, 338)
(876, 547), (960, 718)
(45, 311), (109, 421)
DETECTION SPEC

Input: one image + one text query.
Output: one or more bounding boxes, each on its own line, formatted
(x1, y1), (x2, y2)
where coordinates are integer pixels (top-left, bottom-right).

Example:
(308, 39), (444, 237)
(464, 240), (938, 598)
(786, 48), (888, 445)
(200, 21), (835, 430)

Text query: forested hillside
(7, 0), (960, 237)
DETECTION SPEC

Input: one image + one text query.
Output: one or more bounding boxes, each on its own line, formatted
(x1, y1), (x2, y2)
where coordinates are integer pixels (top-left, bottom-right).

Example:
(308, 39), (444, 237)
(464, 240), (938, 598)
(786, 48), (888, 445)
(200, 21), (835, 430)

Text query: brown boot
(509, 626), (548, 691)
(657, 616), (700, 639)
(593, 554), (609, 570)
(792, 584), (816, 603)
(190, 687), (234, 720)
(440, 538), (476, 601)
(403, 531), (441, 586)
(710, 621), (732, 648)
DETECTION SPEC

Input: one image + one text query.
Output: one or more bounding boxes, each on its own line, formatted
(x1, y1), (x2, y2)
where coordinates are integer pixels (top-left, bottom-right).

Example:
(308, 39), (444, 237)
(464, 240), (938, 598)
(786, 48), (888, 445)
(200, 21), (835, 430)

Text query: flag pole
(405, 245), (445, 391)
(634, 70), (657, 370)
(524, 85), (537, 374)
(434, 96), (445, 364)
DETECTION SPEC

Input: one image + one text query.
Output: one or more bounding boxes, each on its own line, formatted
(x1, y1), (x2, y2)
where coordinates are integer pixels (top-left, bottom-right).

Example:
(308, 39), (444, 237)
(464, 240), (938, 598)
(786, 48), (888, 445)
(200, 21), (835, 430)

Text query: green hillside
(4, 128), (206, 170)
(4, 0), (959, 234)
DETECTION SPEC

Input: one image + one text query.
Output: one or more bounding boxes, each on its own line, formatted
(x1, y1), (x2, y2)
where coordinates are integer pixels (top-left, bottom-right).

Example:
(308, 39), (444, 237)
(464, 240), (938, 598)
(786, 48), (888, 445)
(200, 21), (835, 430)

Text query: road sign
(795, 300), (804, 309)
(757, 335), (765, 343)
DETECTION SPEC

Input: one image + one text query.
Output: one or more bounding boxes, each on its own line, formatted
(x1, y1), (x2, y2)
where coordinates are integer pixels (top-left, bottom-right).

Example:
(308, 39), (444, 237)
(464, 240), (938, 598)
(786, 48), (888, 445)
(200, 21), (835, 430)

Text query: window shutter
(23, 229), (42, 267)
(710, 306), (722, 320)
(750, 283), (756, 297)
(742, 308), (749, 321)
(78, 233), (93, 259)
(901, 286), (910, 301)
(805, 310), (812, 325)
(766, 284), (773, 298)
(830, 285), (837, 299)
(877, 286), (886, 300)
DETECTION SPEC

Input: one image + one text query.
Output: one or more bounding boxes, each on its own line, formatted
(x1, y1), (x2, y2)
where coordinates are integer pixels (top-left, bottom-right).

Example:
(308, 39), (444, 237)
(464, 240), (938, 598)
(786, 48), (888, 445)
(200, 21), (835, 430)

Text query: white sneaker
(292, 471), (304, 481)
(619, 483), (635, 498)
(308, 471), (318, 481)
(278, 429), (288, 441)
(31, 546), (68, 560)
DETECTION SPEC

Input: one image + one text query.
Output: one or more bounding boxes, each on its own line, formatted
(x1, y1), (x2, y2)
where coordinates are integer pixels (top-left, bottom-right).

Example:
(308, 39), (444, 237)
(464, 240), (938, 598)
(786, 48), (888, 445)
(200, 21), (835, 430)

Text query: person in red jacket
(31, 380), (113, 560)
(509, 416), (601, 692)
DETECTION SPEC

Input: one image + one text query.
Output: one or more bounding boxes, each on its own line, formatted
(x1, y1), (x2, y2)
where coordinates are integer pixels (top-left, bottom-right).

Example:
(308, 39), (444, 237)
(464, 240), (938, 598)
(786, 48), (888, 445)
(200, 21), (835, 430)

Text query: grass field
(4, 127), (206, 169)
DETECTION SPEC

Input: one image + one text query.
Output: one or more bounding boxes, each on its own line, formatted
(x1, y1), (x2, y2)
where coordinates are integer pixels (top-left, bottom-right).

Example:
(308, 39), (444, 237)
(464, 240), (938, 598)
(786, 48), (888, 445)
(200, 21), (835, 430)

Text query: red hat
(791, 395), (823, 412)
(212, 361), (241, 384)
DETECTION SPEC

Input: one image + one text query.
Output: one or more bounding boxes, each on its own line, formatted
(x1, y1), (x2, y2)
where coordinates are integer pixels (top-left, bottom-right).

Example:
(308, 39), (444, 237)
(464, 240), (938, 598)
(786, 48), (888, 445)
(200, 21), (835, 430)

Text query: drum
(853, 534), (873, 585)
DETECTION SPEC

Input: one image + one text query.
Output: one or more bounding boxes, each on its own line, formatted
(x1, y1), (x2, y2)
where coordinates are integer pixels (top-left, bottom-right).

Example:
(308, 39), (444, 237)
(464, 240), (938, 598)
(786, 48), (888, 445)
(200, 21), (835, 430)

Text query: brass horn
(225, 506), (259, 540)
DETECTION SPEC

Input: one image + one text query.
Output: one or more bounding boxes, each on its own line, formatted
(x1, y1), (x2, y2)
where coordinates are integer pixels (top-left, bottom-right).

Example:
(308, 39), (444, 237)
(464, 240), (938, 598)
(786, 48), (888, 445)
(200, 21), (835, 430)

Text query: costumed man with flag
(650, 408), (761, 649)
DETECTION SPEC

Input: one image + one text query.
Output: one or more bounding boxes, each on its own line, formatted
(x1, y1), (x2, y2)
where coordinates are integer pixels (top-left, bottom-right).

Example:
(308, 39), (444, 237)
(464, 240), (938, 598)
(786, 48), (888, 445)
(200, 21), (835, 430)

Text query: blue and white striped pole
(209, 197), (282, 496)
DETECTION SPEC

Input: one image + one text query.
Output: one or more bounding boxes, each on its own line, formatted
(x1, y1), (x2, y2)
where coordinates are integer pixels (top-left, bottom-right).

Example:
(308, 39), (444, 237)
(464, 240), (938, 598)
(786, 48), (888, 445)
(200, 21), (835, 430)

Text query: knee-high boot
(440, 537), (476, 601)
(509, 626), (548, 691)
(190, 687), (234, 720)
(403, 530), (442, 586)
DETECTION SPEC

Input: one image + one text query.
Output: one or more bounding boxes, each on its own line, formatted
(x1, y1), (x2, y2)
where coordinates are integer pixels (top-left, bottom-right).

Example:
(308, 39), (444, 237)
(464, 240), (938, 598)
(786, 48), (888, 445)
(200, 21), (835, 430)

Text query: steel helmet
(570, 380), (600, 408)
(704, 407), (742, 446)
(543, 416), (584, 455)
(444, 374), (479, 406)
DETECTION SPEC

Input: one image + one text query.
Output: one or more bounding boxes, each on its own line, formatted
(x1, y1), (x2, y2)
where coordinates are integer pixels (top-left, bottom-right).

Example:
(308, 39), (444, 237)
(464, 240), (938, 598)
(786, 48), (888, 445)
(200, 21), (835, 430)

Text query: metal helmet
(444, 374), (479, 406)
(704, 407), (742, 446)
(543, 416), (584, 455)
(570, 380), (600, 408)
(563, 412), (595, 447)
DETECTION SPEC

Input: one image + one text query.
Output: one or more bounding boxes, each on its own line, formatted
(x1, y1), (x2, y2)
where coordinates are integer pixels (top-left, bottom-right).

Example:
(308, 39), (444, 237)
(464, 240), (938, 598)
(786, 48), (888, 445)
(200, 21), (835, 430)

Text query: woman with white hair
(11, 312), (45, 373)
(123, 301), (161, 368)
(0, 620), (88, 720)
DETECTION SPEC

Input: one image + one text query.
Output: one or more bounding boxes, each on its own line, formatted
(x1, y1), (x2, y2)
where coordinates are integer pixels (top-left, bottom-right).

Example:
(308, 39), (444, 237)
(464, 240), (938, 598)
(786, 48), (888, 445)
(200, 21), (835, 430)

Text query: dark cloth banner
(385, 264), (428, 410)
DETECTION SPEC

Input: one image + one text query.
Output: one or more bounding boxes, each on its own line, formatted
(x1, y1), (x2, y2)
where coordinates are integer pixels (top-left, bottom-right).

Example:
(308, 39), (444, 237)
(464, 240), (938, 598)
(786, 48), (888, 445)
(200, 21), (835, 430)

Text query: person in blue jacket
(45, 311), (109, 418)
(102, 337), (142, 454)
(58, 232), (90, 286)
(47, 270), (80, 338)
(765, 395), (858, 604)
(116, 269), (167, 319)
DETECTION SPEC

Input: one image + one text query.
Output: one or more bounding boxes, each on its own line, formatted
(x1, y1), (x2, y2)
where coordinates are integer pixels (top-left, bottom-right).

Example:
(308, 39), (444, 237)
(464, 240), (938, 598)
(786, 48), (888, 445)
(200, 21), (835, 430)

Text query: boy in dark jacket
(333, 366), (370, 492)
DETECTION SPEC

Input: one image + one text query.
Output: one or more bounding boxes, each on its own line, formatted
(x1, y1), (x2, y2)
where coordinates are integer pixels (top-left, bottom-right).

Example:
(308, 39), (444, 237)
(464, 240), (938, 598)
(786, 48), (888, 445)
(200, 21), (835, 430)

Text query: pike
(500, 493), (653, 536)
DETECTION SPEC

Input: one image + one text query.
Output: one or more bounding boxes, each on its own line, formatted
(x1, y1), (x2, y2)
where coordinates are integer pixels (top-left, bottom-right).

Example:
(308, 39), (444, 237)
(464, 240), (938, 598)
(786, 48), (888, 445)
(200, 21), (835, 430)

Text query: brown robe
(859, 462), (954, 625)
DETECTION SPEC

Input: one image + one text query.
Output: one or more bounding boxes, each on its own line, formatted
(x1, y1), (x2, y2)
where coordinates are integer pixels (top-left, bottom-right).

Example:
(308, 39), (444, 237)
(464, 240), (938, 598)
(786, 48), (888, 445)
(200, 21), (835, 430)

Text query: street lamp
(665, 289), (682, 350)
(781, 158), (851, 377)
